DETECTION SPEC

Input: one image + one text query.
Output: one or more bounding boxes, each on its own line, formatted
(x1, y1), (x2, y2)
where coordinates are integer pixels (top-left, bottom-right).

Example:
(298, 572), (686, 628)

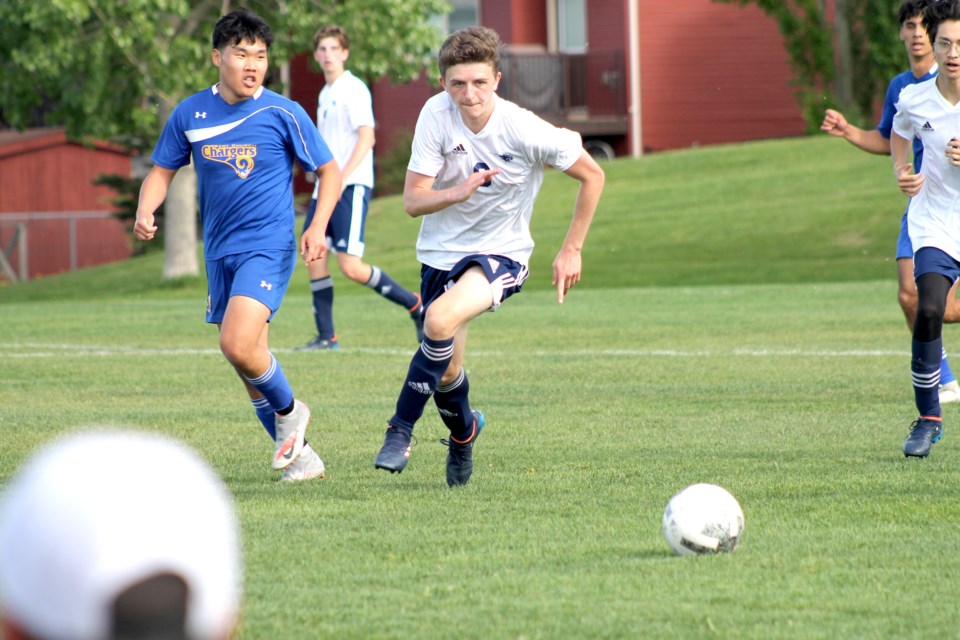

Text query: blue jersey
(151, 85), (333, 260)
(878, 65), (937, 171)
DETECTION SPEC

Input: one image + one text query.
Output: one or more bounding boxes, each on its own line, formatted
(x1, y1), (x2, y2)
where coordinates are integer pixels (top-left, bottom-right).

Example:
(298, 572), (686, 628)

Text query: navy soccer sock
(389, 336), (455, 432)
(913, 337), (942, 418)
(366, 266), (420, 311)
(310, 276), (335, 340)
(434, 368), (475, 442)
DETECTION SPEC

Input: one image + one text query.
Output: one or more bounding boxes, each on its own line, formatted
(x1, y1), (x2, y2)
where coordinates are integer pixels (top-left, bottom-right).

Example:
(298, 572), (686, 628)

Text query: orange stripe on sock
(921, 415), (943, 422)
(451, 419), (476, 445)
(408, 293), (422, 313)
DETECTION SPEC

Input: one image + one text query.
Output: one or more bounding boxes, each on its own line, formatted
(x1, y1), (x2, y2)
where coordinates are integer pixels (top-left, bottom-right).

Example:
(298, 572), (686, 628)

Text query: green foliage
(0, 0), (447, 149)
(373, 127), (415, 197)
(846, 0), (904, 126)
(712, 0), (910, 130)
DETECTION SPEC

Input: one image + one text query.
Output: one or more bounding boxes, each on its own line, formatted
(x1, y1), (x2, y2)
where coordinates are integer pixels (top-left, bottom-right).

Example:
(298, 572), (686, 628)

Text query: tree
(0, 0), (448, 278)
(711, 0), (906, 132)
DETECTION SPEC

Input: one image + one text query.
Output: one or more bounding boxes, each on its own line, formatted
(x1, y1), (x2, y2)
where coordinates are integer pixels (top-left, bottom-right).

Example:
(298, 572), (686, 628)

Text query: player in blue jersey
(373, 27), (605, 486)
(892, 0), (960, 457)
(821, 0), (960, 404)
(134, 8), (342, 480)
(294, 25), (424, 352)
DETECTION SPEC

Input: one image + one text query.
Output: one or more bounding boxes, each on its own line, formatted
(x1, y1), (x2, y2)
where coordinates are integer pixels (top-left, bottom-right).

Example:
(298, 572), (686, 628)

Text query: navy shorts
(205, 250), (295, 323)
(420, 254), (529, 314)
(896, 211), (913, 260)
(914, 246), (960, 283)
(302, 185), (371, 257)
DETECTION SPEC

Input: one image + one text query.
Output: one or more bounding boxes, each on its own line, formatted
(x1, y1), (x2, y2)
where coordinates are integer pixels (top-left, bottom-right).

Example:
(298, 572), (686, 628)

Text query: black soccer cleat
(903, 416), (943, 458)
(442, 410), (485, 487)
(375, 425), (413, 473)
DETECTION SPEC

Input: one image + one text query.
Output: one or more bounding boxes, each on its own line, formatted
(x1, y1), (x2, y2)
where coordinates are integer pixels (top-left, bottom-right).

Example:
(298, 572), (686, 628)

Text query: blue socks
(251, 397), (276, 441)
(389, 336), (455, 432)
(940, 347), (956, 386)
(913, 338), (942, 418)
(243, 353), (294, 413)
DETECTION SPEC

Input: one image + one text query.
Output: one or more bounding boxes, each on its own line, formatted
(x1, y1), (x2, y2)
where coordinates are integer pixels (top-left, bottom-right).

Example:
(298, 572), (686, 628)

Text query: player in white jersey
(295, 25), (424, 352)
(821, 0), (960, 404)
(892, 0), (960, 457)
(374, 26), (605, 486)
(135, 8), (341, 480)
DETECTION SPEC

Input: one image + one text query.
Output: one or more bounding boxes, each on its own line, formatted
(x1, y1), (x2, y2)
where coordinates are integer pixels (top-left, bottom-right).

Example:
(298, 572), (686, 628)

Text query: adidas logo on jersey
(407, 381), (432, 395)
(921, 121), (935, 132)
(451, 143), (468, 155)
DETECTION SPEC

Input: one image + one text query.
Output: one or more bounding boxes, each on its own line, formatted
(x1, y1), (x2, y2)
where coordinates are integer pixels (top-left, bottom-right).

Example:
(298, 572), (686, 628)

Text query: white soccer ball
(662, 483), (744, 556)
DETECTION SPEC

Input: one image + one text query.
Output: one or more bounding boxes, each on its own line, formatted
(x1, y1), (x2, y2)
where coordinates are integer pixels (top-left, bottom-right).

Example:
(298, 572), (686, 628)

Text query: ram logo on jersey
(201, 144), (258, 179)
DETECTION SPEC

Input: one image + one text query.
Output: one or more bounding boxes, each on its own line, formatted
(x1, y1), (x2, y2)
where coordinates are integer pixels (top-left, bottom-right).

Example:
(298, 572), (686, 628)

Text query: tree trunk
(157, 97), (199, 279)
(163, 161), (199, 278)
(832, 0), (854, 111)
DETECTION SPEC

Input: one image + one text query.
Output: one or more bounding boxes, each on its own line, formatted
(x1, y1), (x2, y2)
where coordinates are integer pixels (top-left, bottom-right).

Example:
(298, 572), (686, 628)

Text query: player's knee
(422, 310), (457, 341)
(917, 296), (946, 325)
(898, 287), (918, 314)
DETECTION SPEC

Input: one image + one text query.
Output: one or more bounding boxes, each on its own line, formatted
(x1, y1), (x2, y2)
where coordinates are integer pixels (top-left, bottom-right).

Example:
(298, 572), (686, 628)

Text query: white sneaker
(280, 444), (326, 482)
(940, 381), (960, 404)
(273, 399), (310, 470)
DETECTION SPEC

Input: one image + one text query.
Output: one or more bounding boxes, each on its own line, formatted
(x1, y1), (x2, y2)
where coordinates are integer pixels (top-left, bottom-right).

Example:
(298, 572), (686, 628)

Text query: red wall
(0, 129), (132, 280)
(636, 0), (806, 152)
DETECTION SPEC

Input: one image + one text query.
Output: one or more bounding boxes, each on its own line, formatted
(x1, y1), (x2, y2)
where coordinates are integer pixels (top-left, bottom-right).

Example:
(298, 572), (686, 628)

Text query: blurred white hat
(0, 430), (242, 640)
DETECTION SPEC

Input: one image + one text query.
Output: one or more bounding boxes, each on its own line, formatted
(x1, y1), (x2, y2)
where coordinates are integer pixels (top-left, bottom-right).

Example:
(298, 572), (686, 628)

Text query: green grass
(3, 136), (959, 639)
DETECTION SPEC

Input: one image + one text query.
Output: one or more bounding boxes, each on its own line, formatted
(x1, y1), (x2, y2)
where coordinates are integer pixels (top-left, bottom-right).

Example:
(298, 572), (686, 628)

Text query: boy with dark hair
(821, 0), (960, 404)
(135, 8), (342, 480)
(892, 0), (960, 456)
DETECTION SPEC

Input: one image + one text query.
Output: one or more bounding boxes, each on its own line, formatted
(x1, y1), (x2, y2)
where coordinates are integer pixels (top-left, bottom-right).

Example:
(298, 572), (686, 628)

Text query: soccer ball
(662, 483), (744, 556)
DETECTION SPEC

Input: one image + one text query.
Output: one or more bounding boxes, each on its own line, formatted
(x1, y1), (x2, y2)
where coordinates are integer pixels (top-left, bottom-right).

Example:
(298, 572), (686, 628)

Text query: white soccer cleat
(280, 444), (326, 482)
(940, 381), (960, 404)
(272, 399), (310, 470)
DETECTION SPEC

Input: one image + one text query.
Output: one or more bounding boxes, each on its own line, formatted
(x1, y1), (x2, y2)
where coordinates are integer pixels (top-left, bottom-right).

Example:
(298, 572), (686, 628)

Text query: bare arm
(821, 109), (890, 155)
(402, 168), (501, 218)
(300, 159), (342, 264)
(134, 166), (178, 241)
(891, 131), (924, 197)
(552, 151), (606, 303)
(338, 125), (375, 190)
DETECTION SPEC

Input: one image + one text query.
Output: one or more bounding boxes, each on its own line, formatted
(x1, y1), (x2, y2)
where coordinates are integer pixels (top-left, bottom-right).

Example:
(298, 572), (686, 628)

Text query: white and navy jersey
(893, 79), (960, 261)
(151, 85), (334, 260)
(408, 92), (582, 270)
(311, 70), (375, 198)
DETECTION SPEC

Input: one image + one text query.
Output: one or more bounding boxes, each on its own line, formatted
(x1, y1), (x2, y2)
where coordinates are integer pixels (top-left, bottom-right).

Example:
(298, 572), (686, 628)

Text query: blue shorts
(914, 246), (960, 283)
(205, 250), (295, 323)
(896, 211), (913, 260)
(303, 185), (371, 257)
(420, 254), (529, 314)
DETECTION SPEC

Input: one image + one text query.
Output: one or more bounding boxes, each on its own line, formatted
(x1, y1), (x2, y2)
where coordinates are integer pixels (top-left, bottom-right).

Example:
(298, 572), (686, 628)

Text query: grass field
(2, 137), (959, 639)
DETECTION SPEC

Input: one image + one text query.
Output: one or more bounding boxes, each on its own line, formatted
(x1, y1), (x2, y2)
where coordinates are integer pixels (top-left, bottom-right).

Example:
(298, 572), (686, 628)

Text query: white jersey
(311, 70), (374, 198)
(893, 78), (960, 260)
(408, 92), (582, 270)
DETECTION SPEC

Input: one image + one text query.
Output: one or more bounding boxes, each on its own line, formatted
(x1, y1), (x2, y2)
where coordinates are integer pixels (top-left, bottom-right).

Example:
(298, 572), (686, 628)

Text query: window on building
(449, 0), (479, 32)
(557, 0), (586, 52)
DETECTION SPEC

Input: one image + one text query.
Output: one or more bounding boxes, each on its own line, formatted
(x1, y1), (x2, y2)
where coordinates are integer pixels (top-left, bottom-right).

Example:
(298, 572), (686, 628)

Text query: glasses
(934, 39), (960, 55)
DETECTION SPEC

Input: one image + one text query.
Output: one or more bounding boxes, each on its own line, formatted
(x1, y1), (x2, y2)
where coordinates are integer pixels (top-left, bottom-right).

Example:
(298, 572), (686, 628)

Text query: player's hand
(299, 227), (326, 265)
(134, 212), (158, 241)
(820, 109), (848, 137)
(454, 169), (501, 203)
(552, 247), (582, 304)
(946, 138), (960, 167)
(896, 162), (925, 197)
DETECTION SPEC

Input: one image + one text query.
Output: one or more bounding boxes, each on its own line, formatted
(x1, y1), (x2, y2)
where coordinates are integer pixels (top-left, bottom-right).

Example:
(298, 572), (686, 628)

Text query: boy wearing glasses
(892, 0), (960, 457)
(821, 0), (960, 405)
